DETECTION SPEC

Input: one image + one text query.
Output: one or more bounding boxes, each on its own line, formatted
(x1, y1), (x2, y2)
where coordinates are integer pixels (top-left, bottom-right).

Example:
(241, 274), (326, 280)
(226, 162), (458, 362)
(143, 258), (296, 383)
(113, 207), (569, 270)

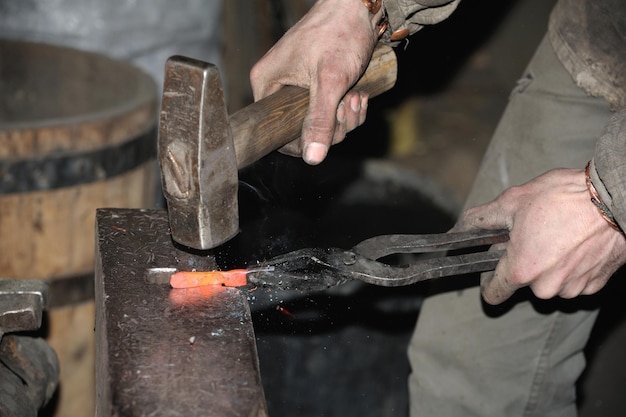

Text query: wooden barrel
(0, 40), (158, 417)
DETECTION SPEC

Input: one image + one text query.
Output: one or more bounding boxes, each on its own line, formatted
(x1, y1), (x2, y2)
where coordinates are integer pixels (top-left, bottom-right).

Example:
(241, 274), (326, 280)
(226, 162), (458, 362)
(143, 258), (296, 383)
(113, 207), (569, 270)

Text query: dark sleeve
(592, 108), (626, 230)
(381, 0), (461, 44)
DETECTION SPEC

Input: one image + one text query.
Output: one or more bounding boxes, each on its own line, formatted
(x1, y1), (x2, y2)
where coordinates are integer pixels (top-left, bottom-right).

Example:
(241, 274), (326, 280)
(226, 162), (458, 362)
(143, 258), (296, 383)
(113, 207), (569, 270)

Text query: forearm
(381, 0), (461, 43)
(591, 108), (626, 231)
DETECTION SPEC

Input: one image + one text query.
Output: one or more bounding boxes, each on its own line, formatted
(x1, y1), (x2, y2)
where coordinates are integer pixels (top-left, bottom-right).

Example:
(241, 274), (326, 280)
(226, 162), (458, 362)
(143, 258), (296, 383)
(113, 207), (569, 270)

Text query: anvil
(95, 208), (267, 416)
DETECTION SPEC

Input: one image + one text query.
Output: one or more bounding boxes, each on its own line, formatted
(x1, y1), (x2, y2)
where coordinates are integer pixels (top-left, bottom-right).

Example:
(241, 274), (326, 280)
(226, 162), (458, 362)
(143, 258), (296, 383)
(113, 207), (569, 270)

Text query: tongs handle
(353, 229), (509, 260)
(343, 248), (505, 287)
(346, 229), (509, 287)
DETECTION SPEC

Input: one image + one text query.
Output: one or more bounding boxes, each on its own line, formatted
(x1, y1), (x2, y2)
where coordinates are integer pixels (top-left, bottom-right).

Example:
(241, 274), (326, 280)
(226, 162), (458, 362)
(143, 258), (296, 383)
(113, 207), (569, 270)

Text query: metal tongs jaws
(248, 229), (509, 291)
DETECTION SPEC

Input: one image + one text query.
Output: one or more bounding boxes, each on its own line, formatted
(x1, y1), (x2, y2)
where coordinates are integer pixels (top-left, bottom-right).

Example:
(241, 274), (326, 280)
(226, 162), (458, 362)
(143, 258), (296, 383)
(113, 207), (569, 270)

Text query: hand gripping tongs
(246, 229), (509, 291)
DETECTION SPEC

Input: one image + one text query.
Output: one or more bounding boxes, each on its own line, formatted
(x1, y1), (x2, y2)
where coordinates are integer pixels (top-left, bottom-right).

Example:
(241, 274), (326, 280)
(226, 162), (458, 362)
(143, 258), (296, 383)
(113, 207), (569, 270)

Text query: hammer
(159, 44), (397, 250)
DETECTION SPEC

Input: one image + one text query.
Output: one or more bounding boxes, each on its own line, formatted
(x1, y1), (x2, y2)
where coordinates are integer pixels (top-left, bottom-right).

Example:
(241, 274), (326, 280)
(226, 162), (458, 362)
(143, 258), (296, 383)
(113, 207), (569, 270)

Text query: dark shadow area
(221, 152), (454, 266)
(393, 0), (518, 96)
(330, 0), (521, 160)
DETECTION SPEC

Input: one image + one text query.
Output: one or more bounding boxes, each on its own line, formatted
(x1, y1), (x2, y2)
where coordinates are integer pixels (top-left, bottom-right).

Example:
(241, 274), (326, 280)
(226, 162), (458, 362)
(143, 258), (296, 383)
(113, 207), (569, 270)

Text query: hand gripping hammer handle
(232, 44), (398, 168)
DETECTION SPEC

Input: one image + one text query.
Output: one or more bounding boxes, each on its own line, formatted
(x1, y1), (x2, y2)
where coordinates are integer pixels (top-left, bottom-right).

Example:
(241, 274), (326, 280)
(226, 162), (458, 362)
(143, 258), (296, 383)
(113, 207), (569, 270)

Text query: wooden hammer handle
(230, 44), (397, 169)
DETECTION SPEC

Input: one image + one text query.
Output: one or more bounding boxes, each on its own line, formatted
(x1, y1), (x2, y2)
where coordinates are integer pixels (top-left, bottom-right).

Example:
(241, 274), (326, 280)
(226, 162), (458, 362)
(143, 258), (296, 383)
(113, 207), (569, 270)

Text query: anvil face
(95, 208), (267, 417)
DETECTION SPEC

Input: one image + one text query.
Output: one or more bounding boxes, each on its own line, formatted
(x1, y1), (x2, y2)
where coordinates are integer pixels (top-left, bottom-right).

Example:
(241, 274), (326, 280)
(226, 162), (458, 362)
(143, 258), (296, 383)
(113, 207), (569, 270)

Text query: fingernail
(350, 95), (361, 113)
(337, 101), (346, 123)
(304, 143), (328, 165)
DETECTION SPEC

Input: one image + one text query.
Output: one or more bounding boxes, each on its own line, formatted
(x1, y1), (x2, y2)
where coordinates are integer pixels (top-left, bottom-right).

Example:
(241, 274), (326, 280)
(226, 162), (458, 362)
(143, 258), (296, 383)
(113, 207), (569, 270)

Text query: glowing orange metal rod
(170, 266), (274, 289)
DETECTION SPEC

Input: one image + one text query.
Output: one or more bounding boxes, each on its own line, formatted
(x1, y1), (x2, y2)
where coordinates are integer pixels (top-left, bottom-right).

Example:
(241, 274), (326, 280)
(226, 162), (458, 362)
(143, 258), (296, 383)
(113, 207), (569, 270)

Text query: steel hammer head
(158, 56), (239, 250)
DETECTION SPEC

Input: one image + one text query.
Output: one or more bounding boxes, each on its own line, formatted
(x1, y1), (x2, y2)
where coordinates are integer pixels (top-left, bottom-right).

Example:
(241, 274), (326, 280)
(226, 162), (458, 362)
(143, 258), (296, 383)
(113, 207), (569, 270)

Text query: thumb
(301, 74), (350, 165)
(450, 199), (510, 234)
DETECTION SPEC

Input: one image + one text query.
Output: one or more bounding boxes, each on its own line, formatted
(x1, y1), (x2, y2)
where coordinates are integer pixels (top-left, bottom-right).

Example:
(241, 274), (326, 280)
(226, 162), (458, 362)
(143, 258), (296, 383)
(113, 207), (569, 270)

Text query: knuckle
(531, 286), (556, 300)
(317, 68), (352, 89)
(249, 62), (261, 83)
(581, 280), (604, 295)
(506, 264), (530, 287)
(302, 117), (335, 137)
(249, 62), (266, 90)
(481, 292), (499, 305)
(530, 275), (564, 299)
(499, 185), (525, 205)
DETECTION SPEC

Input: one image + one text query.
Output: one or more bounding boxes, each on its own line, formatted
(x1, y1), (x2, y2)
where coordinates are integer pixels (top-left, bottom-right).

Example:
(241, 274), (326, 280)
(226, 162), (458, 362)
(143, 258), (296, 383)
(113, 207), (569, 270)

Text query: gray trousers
(408, 36), (613, 417)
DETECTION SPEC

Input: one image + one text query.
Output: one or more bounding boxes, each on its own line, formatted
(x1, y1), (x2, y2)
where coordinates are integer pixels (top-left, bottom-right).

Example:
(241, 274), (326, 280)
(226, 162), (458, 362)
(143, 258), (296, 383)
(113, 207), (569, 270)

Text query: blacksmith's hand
(450, 168), (626, 305)
(250, 0), (381, 165)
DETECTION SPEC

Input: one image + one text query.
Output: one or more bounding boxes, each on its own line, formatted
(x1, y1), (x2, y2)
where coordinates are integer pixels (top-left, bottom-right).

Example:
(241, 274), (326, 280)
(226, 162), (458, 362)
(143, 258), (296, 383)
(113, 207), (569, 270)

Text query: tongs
(246, 229), (509, 291)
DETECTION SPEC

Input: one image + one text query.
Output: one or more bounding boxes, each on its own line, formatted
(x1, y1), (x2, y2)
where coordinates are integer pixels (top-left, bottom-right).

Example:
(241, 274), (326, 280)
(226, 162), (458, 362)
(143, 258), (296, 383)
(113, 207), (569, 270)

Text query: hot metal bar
(95, 208), (267, 417)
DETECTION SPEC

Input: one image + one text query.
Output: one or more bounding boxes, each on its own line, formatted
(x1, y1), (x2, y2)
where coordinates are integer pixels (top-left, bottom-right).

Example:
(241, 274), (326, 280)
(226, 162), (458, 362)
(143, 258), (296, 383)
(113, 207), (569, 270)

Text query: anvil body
(95, 208), (267, 416)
